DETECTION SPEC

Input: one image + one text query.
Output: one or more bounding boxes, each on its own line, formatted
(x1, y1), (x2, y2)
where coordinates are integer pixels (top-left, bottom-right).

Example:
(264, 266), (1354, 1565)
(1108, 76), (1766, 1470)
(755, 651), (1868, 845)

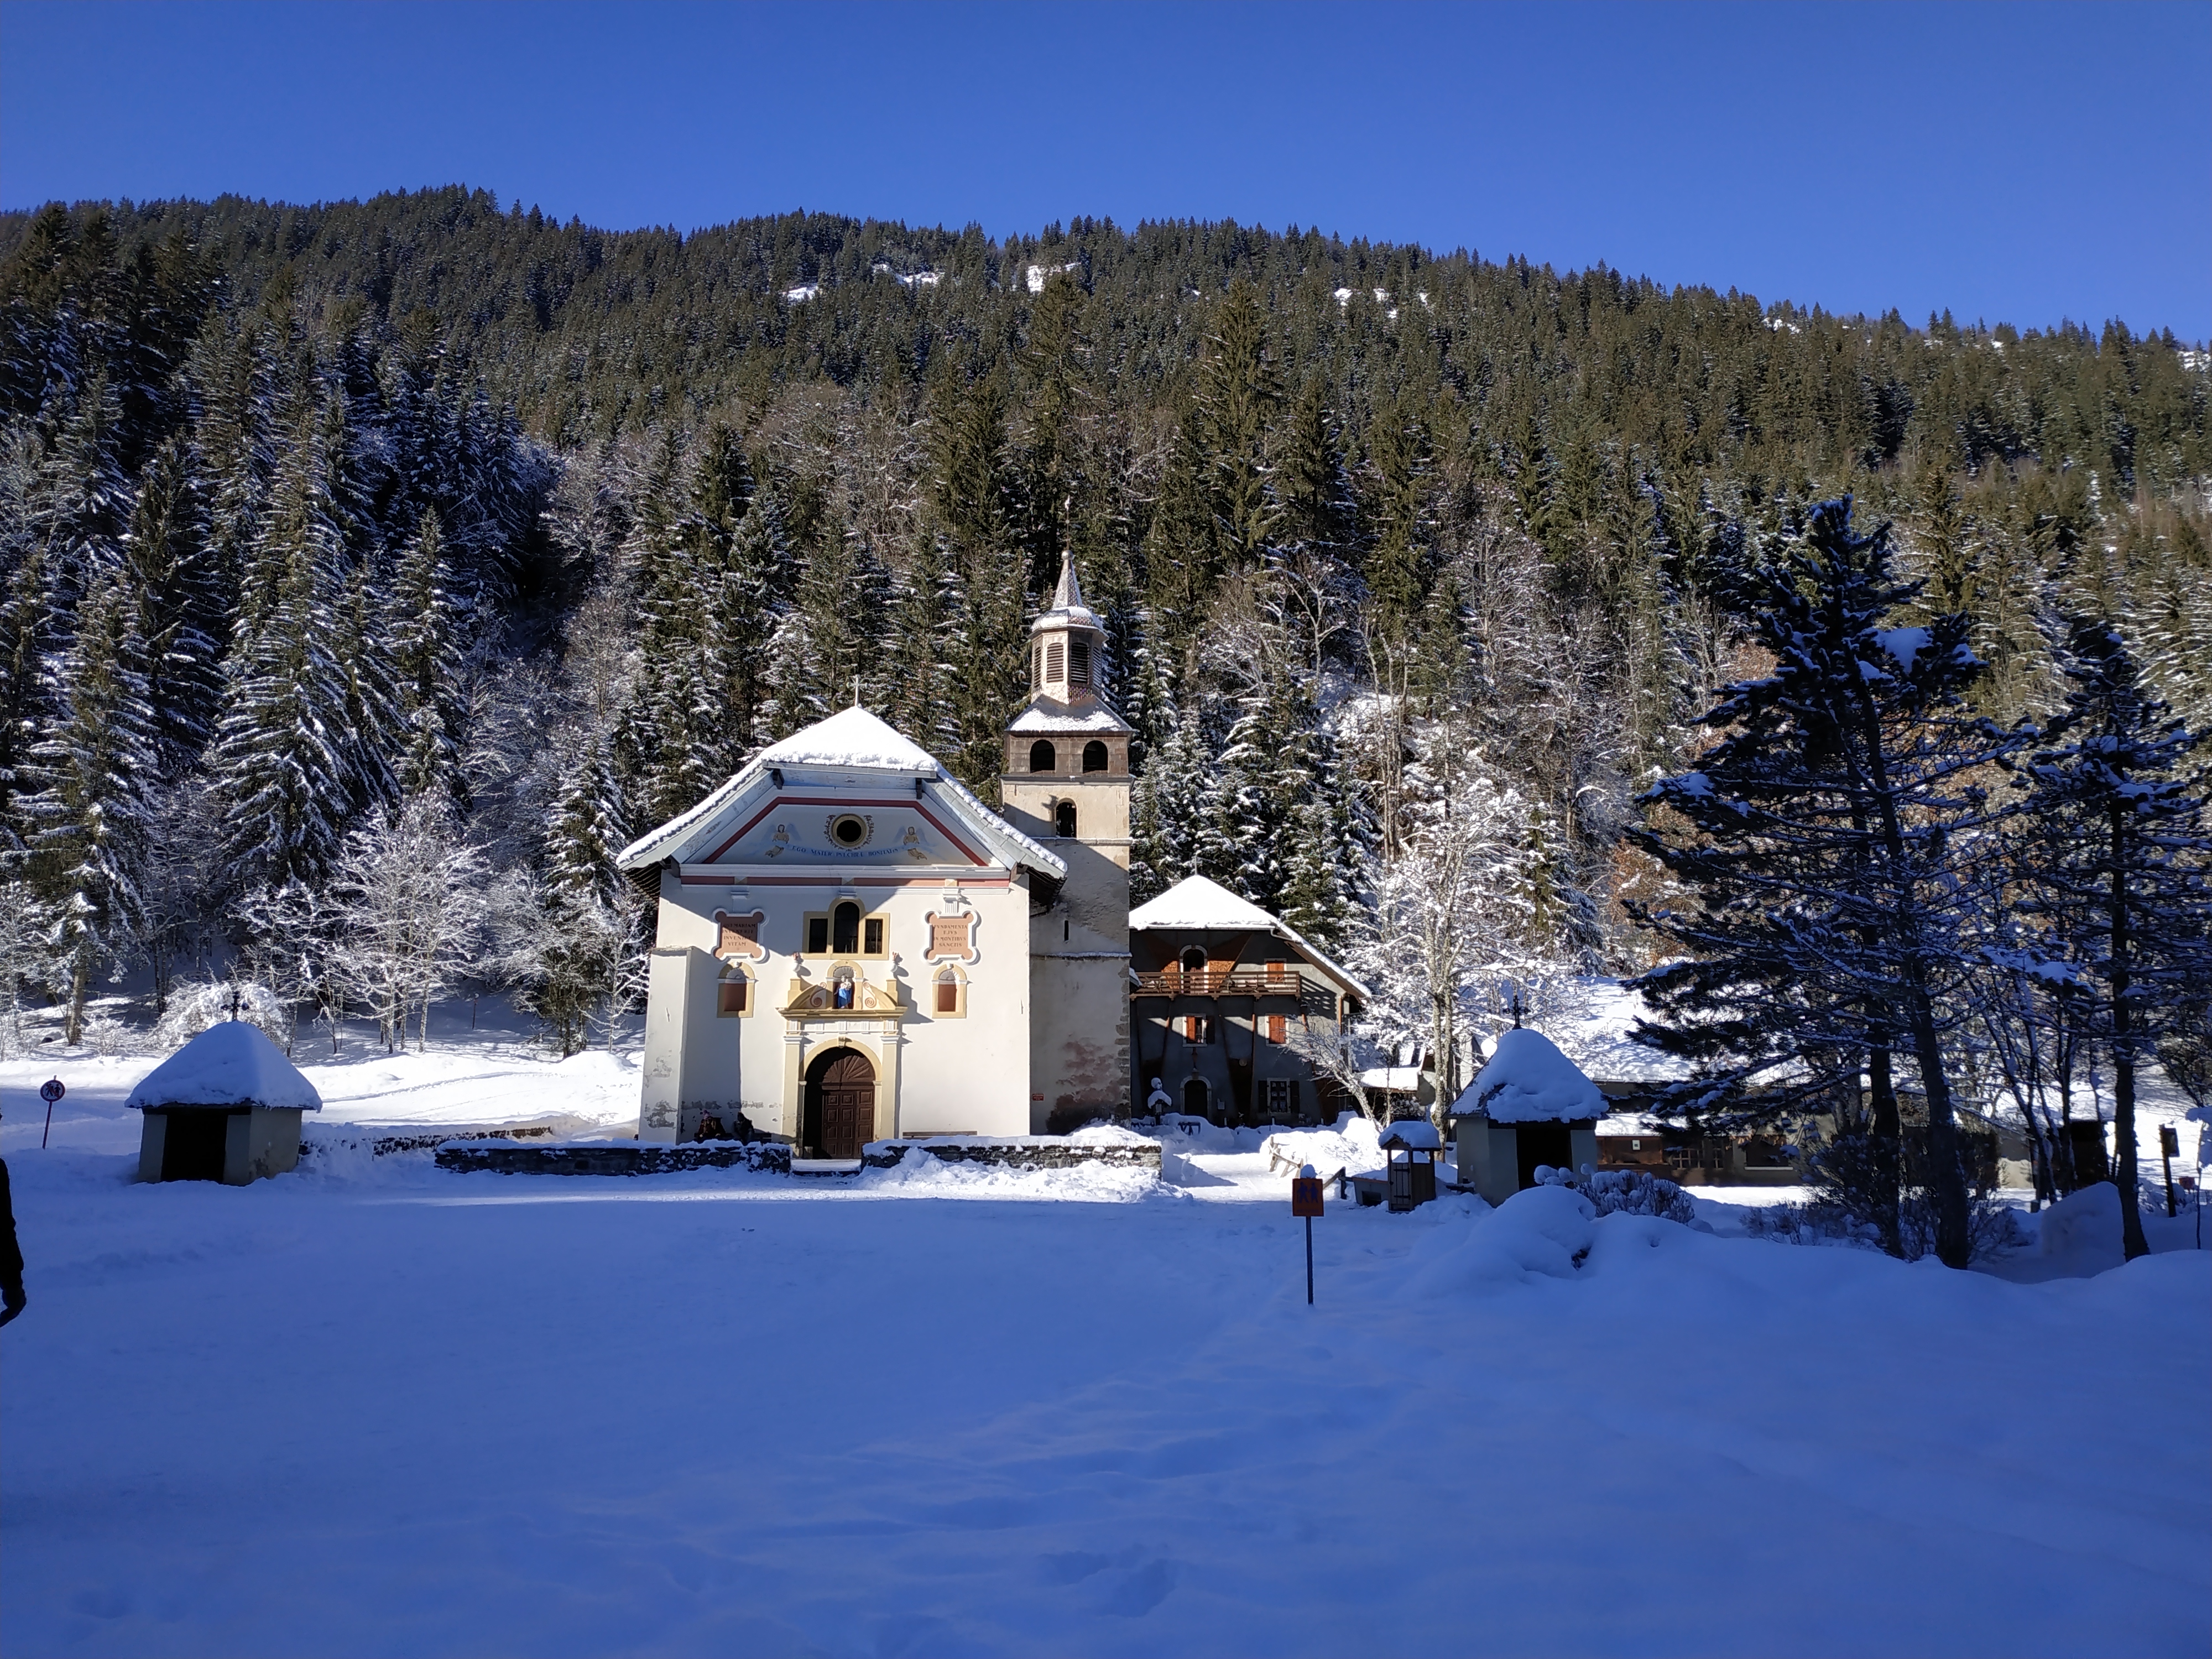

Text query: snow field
(2, 1124), (2206, 1658)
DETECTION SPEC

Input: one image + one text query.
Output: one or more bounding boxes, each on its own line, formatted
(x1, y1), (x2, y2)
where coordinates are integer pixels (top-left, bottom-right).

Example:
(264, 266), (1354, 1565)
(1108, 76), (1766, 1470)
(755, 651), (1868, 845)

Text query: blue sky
(3, 0), (2205, 339)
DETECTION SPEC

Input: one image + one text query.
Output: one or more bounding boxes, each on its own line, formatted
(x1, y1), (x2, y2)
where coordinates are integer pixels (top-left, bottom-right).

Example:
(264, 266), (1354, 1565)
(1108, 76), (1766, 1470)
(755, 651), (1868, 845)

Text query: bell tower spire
(1025, 555), (1110, 709)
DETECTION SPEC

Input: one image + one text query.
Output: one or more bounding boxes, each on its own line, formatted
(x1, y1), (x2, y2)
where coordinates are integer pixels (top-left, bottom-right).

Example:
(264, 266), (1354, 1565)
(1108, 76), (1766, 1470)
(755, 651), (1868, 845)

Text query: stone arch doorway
(804, 1047), (877, 1159)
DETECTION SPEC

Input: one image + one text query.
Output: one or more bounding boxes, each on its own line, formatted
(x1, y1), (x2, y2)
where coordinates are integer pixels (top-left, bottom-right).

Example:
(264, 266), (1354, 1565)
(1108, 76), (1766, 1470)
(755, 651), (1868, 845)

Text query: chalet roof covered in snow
(1449, 1027), (1606, 1123)
(615, 705), (1065, 880)
(125, 1020), (324, 1113)
(1128, 875), (1373, 1002)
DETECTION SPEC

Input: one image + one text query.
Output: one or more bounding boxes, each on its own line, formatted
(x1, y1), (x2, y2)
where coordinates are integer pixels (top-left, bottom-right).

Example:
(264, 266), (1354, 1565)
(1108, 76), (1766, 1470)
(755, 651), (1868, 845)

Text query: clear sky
(3, 0), (2205, 340)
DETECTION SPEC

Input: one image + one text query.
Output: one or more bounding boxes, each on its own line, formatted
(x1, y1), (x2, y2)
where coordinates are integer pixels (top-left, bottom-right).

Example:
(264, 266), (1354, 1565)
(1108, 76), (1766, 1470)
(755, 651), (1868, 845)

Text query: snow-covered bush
(1743, 1191), (2025, 1261)
(150, 979), (292, 1052)
(80, 1013), (144, 1057)
(1535, 1164), (1696, 1223)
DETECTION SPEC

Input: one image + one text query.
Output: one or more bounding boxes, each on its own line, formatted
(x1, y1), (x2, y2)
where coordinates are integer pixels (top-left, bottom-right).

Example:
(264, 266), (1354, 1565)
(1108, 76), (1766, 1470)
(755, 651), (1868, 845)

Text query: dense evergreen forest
(1, 186), (2206, 1140)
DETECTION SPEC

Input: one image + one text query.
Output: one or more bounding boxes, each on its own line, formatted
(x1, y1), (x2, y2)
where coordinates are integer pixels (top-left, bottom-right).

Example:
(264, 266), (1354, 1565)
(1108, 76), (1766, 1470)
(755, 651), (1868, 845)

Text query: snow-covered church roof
(126, 1020), (324, 1113)
(1448, 1027), (1605, 1123)
(1129, 875), (1373, 1001)
(615, 705), (1065, 880)
(755, 705), (939, 773)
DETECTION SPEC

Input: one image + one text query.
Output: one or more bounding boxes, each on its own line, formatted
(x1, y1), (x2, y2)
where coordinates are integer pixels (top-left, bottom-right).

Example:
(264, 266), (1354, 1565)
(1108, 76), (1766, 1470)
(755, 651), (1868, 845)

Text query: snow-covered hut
(127, 1020), (322, 1184)
(1447, 1027), (1604, 1206)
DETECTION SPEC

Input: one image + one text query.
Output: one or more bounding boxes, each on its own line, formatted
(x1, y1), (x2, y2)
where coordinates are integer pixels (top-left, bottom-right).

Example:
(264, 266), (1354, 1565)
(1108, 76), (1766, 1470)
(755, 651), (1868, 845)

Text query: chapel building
(617, 559), (1132, 1155)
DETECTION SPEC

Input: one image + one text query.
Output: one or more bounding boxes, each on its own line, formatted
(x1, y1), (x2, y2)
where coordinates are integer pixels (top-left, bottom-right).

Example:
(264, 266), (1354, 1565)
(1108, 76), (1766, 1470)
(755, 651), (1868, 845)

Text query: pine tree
(390, 508), (465, 805)
(1140, 404), (1219, 691)
(1129, 703), (1211, 905)
(208, 401), (358, 896)
(1267, 377), (1361, 677)
(887, 522), (960, 757)
(515, 734), (630, 1057)
(1629, 499), (2030, 1268)
(1196, 278), (1280, 569)
(2012, 620), (2211, 1259)
(22, 566), (156, 1042)
(929, 374), (1027, 794)
(121, 432), (223, 778)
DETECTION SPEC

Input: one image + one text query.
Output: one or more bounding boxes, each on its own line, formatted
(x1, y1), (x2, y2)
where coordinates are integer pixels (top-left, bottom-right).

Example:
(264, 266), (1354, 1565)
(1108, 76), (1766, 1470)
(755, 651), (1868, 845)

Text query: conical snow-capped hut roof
(1448, 1027), (1604, 1123)
(126, 1020), (323, 1113)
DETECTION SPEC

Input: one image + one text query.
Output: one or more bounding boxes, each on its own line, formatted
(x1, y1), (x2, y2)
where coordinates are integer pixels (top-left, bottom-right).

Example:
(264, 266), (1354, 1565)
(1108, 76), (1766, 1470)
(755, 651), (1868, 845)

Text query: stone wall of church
(641, 867), (1034, 1144)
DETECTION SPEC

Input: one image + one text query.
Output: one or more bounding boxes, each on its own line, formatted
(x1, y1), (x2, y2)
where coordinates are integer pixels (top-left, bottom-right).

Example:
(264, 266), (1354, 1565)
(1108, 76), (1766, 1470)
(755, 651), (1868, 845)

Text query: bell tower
(1001, 557), (1133, 1130)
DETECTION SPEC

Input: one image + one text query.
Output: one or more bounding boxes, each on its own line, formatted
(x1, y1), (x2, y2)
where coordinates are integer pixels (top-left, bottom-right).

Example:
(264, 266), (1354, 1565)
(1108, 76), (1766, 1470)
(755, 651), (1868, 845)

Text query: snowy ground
(2, 1028), (2208, 1657)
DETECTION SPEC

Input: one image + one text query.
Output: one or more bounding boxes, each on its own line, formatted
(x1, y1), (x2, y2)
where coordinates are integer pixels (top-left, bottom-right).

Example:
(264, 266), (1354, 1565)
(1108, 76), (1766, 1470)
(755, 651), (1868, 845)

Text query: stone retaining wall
(434, 1137), (1160, 1178)
(435, 1141), (789, 1177)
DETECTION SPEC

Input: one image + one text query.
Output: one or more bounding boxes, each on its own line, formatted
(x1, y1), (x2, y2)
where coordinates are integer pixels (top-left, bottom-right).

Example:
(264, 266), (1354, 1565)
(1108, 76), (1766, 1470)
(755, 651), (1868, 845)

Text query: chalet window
(1046, 641), (1065, 682)
(863, 917), (884, 955)
(1178, 946), (1207, 974)
(718, 977), (748, 1015)
(1262, 1013), (1285, 1042)
(1055, 801), (1077, 837)
(1070, 641), (1091, 685)
(935, 970), (959, 1014)
(832, 901), (860, 954)
(1082, 740), (1108, 773)
(1664, 1145), (1693, 1172)
(1265, 959), (1287, 984)
(1265, 1079), (1291, 1119)
(1030, 739), (1056, 773)
(1183, 1015), (1213, 1045)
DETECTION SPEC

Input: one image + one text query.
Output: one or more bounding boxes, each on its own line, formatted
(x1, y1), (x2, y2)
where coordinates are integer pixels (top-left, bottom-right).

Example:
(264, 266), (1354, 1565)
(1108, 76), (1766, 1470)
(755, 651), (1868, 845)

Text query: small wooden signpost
(1291, 1162), (1324, 1305)
(39, 1077), (64, 1149)
(2159, 1124), (2180, 1218)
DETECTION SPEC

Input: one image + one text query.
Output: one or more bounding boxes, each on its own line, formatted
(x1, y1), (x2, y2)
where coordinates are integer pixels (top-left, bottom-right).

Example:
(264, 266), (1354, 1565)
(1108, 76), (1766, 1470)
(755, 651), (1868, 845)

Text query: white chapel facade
(616, 559), (1133, 1154)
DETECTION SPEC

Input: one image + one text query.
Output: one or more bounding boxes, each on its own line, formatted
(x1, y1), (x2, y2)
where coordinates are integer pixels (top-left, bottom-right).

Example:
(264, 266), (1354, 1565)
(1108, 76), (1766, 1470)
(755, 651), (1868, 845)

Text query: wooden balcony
(1131, 969), (1303, 1000)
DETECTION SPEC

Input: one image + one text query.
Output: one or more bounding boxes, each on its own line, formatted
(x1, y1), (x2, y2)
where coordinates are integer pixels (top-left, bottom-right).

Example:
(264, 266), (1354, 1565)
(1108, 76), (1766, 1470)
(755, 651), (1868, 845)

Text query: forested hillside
(2, 185), (2206, 1078)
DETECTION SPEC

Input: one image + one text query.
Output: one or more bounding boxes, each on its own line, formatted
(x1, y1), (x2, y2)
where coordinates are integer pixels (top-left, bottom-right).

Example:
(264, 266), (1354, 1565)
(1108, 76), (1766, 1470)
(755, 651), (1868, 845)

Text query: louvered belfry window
(1046, 641), (1064, 683)
(1070, 641), (1090, 685)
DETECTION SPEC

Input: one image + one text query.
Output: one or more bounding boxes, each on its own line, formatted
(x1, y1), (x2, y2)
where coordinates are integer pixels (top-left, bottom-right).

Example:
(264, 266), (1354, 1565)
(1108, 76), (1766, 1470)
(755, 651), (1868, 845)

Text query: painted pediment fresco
(696, 795), (993, 870)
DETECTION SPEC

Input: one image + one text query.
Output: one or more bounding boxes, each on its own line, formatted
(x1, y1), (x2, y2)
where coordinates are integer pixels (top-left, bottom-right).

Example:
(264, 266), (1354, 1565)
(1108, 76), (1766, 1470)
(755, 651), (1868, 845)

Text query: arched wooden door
(806, 1048), (877, 1159)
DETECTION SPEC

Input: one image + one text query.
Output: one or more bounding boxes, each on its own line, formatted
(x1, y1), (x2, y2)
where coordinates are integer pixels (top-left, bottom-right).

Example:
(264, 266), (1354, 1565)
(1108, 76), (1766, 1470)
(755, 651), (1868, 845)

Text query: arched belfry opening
(1030, 739), (1056, 773)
